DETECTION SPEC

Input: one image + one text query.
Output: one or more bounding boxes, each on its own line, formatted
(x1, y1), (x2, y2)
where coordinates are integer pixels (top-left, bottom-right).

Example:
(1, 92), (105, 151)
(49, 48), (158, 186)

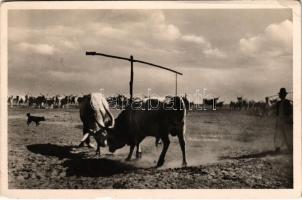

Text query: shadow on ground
(74, 124), (83, 129)
(220, 150), (288, 160)
(27, 143), (80, 159)
(63, 158), (136, 177)
(27, 143), (136, 177)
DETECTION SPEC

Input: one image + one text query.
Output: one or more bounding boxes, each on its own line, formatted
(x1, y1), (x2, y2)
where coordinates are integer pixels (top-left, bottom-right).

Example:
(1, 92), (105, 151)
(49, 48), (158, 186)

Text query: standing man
(269, 88), (293, 153)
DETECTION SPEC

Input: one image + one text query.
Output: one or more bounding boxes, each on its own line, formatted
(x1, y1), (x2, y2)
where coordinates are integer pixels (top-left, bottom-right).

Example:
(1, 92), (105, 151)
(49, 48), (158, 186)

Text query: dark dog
(27, 113), (45, 126)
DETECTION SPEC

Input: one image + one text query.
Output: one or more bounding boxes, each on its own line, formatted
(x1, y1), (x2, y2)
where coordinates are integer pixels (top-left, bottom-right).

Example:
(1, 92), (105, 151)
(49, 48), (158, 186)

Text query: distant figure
(269, 88), (293, 153)
(27, 113), (46, 126)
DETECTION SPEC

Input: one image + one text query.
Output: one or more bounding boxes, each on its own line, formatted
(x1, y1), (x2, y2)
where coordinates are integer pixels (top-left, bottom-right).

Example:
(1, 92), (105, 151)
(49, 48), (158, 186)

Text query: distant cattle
(60, 97), (69, 108)
(248, 100), (256, 110)
(45, 97), (55, 108)
(254, 98), (270, 116)
(203, 97), (219, 110)
(8, 95), (28, 107)
(229, 97), (248, 111)
(237, 97), (248, 110)
(107, 96), (187, 167)
(77, 96), (84, 104)
(28, 96), (35, 107)
(229, 101), (235, 110)
(69, 95), (79, 105)
(36, 96), (46, 108)
(8, 93), (85, 109)
(270, 98), (278, 105)
(7, 96), (13, 107)
(216, 101), (224, 109)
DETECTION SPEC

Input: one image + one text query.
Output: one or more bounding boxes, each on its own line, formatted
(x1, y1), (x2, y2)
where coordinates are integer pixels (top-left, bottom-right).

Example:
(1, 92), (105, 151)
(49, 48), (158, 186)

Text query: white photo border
(0, 1), (301, 198)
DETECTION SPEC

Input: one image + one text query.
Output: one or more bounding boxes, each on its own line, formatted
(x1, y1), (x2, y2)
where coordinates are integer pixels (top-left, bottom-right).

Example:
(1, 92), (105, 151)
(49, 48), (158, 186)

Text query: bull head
(79, 93), (116, 150)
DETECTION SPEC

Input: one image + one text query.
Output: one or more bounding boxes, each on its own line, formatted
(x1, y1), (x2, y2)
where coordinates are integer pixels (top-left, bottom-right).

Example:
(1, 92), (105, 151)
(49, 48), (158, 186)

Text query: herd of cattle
(7, 94), (279, 115)
(7, 95), (82, 108)
(229, 96), (279, 116)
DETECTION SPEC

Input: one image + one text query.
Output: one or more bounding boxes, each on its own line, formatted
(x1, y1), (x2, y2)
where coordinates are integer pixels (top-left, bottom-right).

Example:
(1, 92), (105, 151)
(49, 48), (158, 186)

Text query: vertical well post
(129, 55), (134, 103)
(175, 73), (178, 96)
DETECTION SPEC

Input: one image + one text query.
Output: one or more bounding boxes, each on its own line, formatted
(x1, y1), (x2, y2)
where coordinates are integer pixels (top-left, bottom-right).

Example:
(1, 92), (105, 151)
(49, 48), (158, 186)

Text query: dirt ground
(8, 107), (293, 189)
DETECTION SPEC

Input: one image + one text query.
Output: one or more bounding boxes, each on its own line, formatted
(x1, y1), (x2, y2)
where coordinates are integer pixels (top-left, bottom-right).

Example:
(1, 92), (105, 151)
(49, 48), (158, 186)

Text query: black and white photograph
(0, 1), (301, 197)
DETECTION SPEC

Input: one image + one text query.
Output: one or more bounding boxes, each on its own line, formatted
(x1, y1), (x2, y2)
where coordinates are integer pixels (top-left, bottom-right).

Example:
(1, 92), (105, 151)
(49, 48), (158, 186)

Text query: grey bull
(107, 96), (187, 167)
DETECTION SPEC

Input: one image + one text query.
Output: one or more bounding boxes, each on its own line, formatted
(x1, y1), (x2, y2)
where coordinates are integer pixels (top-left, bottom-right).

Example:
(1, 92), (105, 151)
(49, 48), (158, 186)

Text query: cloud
(9, 10), (225, 61)
(203, 48), (226, 58)
(9, 25), (84, 42)
(181, 34), (226, 58)
(88, 22), (128, 38)
(182, 35), (206, 44)
(7, 10), (292, 100)
(19, 42), (57, 55)
(61, 40), (77, 49)
(239, 20), (292, 57)
(162, 24), (181, 41)
(141, 11), (181, 41)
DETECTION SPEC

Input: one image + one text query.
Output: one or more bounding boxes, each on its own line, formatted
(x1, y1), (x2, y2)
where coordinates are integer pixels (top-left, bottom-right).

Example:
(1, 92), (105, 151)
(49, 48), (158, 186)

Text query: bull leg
(155, 137), (162, 147)
(177, 134), (187, 167)
(135, 143), (142, 159)
(95, 143), (101, 156)
(156, 136), (170, 167)
(125, 145), (135, 161)
(155, 137), (159, 147)
(93, 133), (106, 157)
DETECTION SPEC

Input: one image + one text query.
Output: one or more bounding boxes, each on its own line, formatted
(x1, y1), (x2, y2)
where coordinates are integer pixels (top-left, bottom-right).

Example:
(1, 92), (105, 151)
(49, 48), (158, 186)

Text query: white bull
(79, 93), (115, 155)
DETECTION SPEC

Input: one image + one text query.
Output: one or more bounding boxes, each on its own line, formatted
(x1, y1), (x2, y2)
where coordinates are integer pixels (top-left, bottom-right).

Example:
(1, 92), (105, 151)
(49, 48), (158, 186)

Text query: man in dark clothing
(269, 88), (293, 153)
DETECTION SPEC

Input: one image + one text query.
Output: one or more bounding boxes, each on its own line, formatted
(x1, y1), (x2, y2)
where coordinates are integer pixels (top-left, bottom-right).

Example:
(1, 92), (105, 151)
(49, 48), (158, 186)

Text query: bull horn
(104, 104), (115, 129)
(80, 133), (90, 142)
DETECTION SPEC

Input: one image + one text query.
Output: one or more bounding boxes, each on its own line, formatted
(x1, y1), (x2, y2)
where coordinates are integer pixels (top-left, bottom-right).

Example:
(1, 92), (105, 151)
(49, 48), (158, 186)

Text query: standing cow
(79, 93), (115, 155)
(107, 96), (187, 167)
(8, 96), (13, 107)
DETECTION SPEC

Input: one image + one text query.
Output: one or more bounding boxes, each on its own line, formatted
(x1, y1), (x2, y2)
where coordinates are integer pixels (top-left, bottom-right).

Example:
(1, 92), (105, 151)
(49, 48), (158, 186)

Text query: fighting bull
(79, 93), (115, 155)
(78, 94), (187, 167)
(107, 96), (187, 167)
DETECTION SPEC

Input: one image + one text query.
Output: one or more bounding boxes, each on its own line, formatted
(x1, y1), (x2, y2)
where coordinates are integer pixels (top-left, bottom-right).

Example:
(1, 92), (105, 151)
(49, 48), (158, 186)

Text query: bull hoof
(182, 162), (188, 167)
(125, 157), (131, 161)
(155, 141), (162, 147)
(95, 151), (101, 156)
(136, 152), (142, 159)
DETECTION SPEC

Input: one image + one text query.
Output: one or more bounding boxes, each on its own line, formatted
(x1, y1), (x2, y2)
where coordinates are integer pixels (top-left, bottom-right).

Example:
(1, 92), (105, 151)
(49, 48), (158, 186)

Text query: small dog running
(27, 113), (45, 126)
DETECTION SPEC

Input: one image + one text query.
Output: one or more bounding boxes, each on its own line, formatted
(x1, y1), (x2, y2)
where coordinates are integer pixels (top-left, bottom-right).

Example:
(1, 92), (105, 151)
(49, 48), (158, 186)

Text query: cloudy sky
(8, 9), (293, 102)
